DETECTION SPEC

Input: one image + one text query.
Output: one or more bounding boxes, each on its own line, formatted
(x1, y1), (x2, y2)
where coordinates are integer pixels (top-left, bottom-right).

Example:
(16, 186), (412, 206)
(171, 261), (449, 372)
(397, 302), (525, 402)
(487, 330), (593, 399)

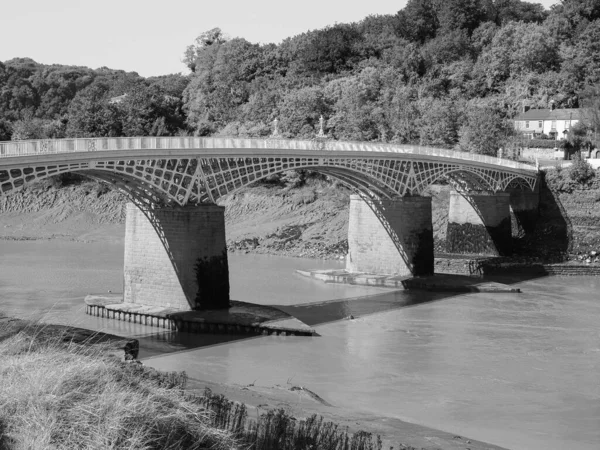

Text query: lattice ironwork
(0, 154), (539, 207)
(0, 137), (539, 206)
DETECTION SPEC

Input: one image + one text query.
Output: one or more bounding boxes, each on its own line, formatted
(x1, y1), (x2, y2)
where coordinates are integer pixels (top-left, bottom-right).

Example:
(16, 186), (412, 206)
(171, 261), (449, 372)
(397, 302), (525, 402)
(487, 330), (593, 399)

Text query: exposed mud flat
(0, 177), (452, 259)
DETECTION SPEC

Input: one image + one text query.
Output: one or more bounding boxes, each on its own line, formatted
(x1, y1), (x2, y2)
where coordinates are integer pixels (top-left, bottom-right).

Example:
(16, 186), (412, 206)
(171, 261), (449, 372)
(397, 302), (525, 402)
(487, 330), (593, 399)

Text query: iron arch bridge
(0, 137), (539, 207)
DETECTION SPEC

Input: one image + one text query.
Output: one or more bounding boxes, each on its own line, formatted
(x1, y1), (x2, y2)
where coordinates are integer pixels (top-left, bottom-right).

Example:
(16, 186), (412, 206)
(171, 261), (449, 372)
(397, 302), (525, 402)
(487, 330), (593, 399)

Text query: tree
(65, 83), (122, 137)
(559, 19), (600, 85)
(10, 118), (65, 140)
(183, 28), (228, 72)
(0, 119), (12, 141)
(183, 38), (262, 130)
(292, 24), (363, 76)
(325, 68), (384, 141)
(548, 0), (600, 39)
(396, 0), (439, 43)
(417, 97), (464, 147)
(435, 0), (488, 35)
(457, 103), (513, 155)
(276, 86), (332, 138)
(478, 21), (558, 88)
(579, 83), (600, 142)
(562, 121), (594, 157)
(493, 0), (548, 25)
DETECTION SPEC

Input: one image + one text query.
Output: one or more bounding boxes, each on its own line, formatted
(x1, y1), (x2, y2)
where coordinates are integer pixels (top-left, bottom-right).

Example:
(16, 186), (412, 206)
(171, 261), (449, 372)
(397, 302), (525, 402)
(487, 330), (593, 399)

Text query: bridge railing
(0, 136), (537, 172)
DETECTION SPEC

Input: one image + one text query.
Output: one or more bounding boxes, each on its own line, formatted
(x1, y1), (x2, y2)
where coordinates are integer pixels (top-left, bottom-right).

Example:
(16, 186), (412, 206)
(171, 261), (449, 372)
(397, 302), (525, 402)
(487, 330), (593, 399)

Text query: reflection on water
(1, 239), (599, 450)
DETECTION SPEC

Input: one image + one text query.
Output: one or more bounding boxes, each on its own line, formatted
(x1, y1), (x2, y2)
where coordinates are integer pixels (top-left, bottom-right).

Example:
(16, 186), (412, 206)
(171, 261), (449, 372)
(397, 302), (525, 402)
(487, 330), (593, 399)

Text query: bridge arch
(0, 137), (542, 310)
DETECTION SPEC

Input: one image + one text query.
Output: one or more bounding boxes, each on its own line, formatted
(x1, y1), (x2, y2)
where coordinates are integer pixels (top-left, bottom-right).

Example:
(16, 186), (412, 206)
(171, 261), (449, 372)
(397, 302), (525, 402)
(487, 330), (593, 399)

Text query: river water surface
(0, 239), (598, 450)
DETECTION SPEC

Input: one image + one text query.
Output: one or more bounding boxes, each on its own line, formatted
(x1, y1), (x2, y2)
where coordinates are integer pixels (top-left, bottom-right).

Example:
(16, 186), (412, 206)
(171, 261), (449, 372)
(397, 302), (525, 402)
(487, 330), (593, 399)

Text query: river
(0, 239), (598, 450)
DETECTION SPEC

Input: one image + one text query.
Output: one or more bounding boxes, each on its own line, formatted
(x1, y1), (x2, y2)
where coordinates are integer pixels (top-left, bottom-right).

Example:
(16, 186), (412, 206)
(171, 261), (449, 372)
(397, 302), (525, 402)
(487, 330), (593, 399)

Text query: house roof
(514, 108), (580, 121)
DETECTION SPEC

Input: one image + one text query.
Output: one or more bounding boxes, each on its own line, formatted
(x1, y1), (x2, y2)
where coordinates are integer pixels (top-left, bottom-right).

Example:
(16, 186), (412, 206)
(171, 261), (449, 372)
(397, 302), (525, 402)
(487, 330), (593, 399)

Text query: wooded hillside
(1, 0), (599, 156)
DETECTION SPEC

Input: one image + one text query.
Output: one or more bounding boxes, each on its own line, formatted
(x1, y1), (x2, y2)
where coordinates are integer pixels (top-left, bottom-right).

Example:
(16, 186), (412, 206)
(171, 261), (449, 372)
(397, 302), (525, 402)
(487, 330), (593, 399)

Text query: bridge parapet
(0, 137), (537, 172)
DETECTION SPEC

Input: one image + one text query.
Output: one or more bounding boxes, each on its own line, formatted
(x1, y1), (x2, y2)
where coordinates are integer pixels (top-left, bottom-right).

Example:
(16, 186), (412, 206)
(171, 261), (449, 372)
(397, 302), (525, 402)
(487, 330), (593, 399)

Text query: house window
(539, 121), (543, 128)
(552, 120), (556, 129)
(565, 121), (570, 129)
(526, 121), (529, 128)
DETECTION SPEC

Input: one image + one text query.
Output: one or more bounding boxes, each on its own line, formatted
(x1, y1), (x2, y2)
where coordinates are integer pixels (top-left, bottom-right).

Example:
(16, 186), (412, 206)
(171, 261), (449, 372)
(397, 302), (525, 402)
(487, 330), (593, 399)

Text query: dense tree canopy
(2, 0), (600, 155)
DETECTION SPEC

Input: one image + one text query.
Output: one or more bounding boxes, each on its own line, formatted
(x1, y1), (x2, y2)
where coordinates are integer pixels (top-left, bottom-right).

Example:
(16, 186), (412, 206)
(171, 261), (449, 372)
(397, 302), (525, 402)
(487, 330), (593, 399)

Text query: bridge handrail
(0, 136), (537, 172)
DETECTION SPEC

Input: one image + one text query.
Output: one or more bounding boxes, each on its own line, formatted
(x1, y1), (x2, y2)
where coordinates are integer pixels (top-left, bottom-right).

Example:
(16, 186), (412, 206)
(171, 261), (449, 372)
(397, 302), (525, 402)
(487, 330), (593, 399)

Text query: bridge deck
(0, 137), (537, 174)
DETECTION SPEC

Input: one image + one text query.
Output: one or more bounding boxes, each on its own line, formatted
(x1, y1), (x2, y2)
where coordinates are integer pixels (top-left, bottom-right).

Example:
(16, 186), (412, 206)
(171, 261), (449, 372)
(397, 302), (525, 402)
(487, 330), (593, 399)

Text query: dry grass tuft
(0, 321), (237, 450)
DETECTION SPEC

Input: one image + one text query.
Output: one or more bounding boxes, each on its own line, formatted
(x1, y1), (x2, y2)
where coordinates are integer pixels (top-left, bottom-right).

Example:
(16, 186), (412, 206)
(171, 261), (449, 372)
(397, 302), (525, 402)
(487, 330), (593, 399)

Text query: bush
(568, 153), (595, 183)
(521, 139), (559, 149)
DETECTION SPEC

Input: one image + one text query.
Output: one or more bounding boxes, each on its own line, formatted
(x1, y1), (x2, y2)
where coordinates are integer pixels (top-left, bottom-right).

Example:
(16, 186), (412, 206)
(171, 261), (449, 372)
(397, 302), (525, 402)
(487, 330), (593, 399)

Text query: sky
(0, 0), (561, 78)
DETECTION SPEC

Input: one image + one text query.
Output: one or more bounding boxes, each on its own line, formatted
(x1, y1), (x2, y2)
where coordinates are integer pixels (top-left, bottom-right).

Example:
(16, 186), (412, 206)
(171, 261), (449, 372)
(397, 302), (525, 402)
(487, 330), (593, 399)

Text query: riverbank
(0, 316), (505, 450)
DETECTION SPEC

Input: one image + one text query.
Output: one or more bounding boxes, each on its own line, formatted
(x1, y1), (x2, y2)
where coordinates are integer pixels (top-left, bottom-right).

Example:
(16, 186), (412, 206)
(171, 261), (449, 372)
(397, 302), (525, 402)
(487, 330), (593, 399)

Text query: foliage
(10, 117), (65, 140)
(457, 103), (514, 155)
(198, 389), (385, 450)
(568, 152), (596, 182)
(579, 83), (600, 138)
(561, 121), (595, 155)
(520, 138), (560, 148)
(4, 0), (600, 157)
(183, 27), (228, 72)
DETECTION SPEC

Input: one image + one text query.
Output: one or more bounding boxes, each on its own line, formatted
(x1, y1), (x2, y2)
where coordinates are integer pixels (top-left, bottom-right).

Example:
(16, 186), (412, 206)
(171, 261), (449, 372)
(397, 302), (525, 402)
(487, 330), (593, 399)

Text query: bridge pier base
(346, 195), (433, 277)
(123, 203), (229, 311)
(446, 191), (512, 256)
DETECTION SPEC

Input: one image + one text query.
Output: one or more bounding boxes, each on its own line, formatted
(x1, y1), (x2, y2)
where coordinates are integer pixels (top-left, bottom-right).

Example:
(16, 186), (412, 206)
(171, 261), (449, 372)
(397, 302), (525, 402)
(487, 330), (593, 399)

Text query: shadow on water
(137, 328), (261, 359)
(138, 263), (556, 359)
(274, 289), (450, 327)
(138, 289), (460, 358)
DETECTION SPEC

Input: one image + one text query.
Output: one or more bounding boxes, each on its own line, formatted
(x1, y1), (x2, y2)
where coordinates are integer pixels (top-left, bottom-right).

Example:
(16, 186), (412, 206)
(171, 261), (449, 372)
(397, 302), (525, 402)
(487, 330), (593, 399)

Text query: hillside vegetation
(1, 0), (600, 157)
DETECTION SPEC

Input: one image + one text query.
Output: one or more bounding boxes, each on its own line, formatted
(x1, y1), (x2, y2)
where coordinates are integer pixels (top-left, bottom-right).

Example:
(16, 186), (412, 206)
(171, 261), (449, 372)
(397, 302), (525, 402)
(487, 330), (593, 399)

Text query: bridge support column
(346, 195), (433, 276)
(509, 189), (539, 235)
(123, 203), (229, 311)
(446, 191), (512, 256)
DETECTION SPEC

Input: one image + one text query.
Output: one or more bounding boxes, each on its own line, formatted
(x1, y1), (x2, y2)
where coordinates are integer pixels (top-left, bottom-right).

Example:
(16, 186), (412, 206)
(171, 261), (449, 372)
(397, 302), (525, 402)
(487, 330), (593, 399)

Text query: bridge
(0, 137), (540, 310)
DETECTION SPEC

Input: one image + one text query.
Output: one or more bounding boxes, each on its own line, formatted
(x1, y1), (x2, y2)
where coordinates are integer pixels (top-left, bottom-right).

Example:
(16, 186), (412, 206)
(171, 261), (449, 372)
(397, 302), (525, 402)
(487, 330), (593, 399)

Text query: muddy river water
(0, 239), (598, 450)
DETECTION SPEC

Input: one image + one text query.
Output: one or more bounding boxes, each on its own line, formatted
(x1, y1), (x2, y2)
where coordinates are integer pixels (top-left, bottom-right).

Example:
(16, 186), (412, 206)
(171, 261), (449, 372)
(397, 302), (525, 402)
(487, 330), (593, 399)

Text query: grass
(0, 320), (236, 449)
(0, 320), (392, 450)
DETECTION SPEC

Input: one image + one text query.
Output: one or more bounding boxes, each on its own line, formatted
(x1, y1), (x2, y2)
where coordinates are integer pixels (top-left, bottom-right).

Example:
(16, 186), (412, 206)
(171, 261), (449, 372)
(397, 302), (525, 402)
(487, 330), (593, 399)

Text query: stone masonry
(123, 203), (228, 310)
(346, 195), (433, 276)
(446, 191), (512, 256)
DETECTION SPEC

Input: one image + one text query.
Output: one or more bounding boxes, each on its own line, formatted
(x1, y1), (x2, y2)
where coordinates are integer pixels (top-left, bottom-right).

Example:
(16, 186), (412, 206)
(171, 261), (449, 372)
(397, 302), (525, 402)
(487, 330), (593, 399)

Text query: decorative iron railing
(0, 137), (537, 172)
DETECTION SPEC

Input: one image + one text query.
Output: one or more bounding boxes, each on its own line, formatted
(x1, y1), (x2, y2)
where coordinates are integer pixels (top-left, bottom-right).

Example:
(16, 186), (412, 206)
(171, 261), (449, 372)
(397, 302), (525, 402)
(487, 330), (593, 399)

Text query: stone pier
(123, 202), (229, 311)
(346, 195), (433, 276)
(508, 189), (540, 235)
(446, 191), (512, 256)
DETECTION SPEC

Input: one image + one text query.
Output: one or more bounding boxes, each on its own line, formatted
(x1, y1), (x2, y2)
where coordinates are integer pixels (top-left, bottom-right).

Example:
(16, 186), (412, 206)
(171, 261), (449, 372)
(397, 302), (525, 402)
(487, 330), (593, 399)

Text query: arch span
(0, 136), (539, 206)
(1, 154), (539, 207)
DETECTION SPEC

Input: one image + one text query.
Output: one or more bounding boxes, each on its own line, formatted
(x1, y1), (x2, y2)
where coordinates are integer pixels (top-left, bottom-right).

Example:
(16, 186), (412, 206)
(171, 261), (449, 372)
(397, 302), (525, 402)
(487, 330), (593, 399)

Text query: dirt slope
(0, 178), (352, 258)
(3, 175), (594, 260)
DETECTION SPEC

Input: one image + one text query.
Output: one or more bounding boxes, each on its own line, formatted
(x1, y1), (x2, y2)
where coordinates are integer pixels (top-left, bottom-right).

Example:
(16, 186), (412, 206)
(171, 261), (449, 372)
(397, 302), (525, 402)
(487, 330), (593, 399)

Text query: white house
(514, 106), (580, 140)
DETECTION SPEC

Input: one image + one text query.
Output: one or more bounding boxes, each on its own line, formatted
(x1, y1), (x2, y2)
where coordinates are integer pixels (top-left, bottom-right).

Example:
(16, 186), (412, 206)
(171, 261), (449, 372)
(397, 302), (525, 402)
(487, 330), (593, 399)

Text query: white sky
(0, 0), (560, 77)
